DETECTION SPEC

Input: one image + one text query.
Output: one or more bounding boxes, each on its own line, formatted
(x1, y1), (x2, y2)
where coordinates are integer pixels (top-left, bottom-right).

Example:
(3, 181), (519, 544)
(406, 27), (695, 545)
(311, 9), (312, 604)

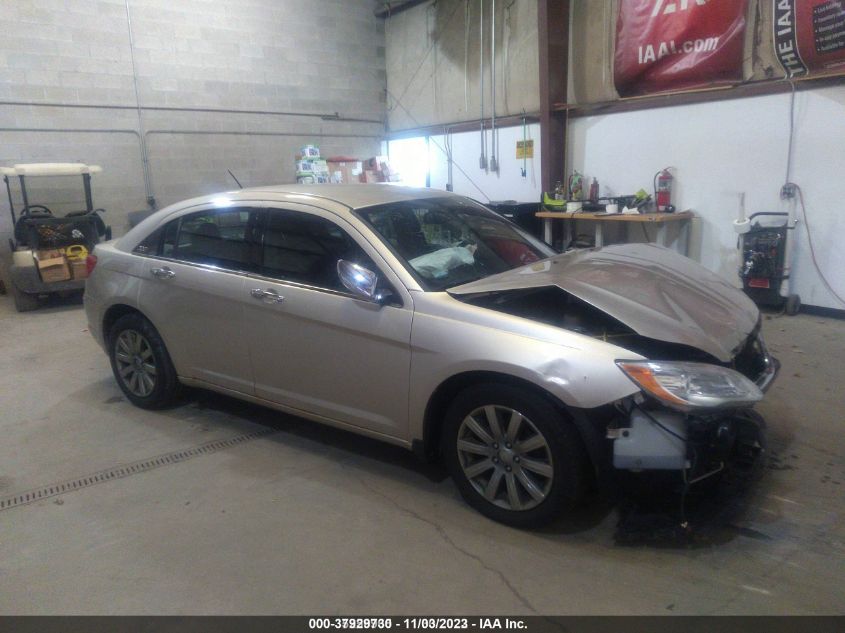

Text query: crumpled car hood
(448, 243), (759, 362)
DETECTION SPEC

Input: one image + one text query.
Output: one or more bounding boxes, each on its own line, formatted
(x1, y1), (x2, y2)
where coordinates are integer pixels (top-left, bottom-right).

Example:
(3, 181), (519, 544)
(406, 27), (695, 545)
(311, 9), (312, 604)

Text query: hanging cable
(124, 0), (155, 207)
(791, 184), (845, 306)
(479, 0), (487, 171)
(521, 111), (527, 178)
(428, 3), (437, 119)
(503, 0), (515, 114)
(489, 0), (498, 173)
(445, 126), (454, 192)
(782, 83), (844, 306)
(387, 89), (492, 202)
(785, 80), (797, 184)
(387, 0), (465, 117)
(464, 0), (470, 116)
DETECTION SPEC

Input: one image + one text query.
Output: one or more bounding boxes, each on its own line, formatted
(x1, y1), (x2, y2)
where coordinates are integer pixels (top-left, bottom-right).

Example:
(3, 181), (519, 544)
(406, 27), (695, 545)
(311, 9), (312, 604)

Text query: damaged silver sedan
(84, 186), (777, 527)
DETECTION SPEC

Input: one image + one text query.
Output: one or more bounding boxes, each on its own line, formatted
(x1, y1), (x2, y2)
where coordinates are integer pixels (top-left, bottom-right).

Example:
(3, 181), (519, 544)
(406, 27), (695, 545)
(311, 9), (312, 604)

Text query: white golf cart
(3, 163), (111, 312)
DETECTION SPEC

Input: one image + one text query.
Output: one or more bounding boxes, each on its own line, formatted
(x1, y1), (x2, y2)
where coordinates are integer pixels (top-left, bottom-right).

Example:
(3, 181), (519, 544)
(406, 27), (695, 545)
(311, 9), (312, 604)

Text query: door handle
(250, 288), (285, 304)
(151, 266), (175, 279)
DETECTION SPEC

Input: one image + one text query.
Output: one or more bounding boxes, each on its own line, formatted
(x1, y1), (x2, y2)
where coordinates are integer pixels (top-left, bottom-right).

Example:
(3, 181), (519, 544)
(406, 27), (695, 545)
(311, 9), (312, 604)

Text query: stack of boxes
(326, 157), (364, 184)
(293, 146), (400, 185)
(362, 155), (400, 183)
(295, 145), (330, 184)
(33, 245), (89, 283)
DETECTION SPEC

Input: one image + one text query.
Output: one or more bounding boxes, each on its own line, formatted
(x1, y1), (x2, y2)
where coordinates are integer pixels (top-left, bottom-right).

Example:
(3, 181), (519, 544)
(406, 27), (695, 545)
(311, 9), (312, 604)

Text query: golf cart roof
(10, 163), (103, 177)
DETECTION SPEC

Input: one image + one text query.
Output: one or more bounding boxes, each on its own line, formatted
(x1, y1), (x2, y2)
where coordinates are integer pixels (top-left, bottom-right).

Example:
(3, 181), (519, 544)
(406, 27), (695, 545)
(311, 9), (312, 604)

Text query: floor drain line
(0, 428), (276, 512)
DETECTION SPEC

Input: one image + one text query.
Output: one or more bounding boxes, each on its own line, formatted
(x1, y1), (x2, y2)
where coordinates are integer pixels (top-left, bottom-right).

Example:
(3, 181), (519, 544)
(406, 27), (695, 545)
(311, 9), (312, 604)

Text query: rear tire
(108, 313), (180, 409)
(11, 283), (39, 312)
(443, 383), (586, 528)
(785, 294), (801, 316)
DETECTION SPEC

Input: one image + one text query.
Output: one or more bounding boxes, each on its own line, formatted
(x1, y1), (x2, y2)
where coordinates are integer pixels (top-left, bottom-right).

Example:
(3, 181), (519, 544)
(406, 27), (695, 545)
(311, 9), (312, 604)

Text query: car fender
(84, 244), (145, 351)
(407, 293), (642, 443)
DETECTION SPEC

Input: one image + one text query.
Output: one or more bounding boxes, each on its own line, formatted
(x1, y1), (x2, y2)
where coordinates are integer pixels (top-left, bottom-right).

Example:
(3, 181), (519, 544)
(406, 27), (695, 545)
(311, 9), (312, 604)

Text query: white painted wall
(424, 123), (543, 203)
(567, 86), (845, 311)
(387, 123), (542, 203)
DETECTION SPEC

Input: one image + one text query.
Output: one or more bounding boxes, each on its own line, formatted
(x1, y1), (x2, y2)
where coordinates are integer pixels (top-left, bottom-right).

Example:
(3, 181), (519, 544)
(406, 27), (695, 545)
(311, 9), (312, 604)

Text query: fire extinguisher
(654, 167), (675, 213)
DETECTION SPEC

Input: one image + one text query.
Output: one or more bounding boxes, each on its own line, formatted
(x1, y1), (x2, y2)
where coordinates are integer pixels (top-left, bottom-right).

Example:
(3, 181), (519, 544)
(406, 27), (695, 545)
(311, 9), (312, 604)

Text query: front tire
(443, 384), (586, 528)
(108, 313), (180, 409)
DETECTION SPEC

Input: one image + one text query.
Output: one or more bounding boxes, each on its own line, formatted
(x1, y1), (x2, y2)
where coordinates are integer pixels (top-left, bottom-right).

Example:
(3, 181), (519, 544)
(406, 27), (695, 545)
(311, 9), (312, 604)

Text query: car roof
(115, 184), (464, 256)
(231, 184), (458, 211)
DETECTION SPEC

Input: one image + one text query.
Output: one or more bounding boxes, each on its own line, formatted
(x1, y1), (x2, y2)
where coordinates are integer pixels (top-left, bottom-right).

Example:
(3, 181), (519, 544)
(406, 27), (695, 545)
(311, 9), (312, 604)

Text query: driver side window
(261, 208), (388, 295)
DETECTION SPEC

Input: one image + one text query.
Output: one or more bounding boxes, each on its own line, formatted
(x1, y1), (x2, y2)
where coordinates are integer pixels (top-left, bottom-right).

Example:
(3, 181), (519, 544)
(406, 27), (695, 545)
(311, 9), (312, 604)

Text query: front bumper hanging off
(612, 333), (777, 475)
(611, 407), (766, 478)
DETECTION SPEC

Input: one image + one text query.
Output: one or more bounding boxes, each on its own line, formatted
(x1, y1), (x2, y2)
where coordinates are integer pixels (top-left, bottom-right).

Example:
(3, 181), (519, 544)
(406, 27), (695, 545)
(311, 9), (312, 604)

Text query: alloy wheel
(114, 329), (157, 398)
(456, 405), (554, 511)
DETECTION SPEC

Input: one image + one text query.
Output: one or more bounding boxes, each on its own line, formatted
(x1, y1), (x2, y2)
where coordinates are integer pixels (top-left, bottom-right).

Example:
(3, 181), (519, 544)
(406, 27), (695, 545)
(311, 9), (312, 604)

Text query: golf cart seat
(66, 208), (108, 237)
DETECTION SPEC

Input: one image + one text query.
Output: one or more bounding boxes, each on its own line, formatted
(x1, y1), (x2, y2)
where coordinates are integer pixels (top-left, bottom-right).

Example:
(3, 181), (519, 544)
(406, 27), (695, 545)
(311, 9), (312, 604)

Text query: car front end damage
(608, 325), (777, 485)
(448, 243), (779, 487)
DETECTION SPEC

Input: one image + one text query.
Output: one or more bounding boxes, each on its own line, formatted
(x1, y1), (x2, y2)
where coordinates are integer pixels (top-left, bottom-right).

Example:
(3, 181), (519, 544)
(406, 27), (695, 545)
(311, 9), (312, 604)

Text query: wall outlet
(780, 184), (797, 200)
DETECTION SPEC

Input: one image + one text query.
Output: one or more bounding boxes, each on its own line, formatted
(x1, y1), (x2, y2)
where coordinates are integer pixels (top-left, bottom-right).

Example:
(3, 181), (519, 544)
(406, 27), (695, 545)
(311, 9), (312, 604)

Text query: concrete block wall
(385, 0), (539, 131)
(0, 0), (386, 244)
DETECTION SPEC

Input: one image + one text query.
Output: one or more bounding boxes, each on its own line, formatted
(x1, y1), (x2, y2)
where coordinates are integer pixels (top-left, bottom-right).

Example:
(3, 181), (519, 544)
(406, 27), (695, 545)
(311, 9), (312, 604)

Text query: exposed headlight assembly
(616, 361), (763, 412)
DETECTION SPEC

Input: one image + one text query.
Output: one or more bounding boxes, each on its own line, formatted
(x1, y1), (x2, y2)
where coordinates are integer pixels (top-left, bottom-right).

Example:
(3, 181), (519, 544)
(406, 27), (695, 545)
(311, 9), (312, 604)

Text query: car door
(243, 204), (413, 439)
(135, 205), (260, 394)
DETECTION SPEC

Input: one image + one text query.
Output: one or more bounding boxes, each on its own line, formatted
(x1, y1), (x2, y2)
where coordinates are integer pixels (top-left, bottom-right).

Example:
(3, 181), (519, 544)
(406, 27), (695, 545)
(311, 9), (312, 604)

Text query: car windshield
(357, 197), (555, 291)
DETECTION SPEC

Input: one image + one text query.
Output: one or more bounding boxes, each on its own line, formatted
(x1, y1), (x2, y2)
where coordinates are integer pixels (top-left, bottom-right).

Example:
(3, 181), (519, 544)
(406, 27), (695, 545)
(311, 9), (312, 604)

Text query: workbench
(536, 209), (694, 254)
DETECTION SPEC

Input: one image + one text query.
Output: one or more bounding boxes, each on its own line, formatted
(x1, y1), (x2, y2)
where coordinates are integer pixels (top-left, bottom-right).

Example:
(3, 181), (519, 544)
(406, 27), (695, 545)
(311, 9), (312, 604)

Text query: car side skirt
(178, 376), (414, 450)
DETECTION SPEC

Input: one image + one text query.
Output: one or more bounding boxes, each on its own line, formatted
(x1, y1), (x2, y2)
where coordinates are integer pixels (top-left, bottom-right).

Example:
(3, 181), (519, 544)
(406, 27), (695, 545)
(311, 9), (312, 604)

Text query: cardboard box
(365, 155), (389, 172)
(300, 145), (320, 159)
(309, 159), (330, 183)
(70, 258), (88, 280)
(327, 160), (363, 184)
(35, 250), (71, 283)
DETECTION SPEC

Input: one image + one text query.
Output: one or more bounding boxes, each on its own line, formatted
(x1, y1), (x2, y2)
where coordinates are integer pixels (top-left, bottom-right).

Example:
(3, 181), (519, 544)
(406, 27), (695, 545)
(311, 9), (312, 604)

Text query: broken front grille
(733, 332), (769, 384)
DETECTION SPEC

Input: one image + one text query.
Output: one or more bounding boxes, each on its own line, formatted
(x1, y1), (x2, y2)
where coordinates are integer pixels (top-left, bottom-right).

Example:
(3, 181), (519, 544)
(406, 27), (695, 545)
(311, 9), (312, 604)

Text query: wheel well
(421, 371), (586, 462)
(102, 304), (142, 344)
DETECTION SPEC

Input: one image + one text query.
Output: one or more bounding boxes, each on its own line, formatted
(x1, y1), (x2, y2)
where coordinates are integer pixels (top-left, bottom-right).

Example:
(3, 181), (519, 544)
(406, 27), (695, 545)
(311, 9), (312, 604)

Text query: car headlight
(616, 361), (763, 412)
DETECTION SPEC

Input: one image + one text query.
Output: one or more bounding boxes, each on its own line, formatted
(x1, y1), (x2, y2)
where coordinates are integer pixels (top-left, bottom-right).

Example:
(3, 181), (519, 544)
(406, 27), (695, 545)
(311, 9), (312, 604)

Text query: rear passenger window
(132, 222), (175, 256)
(133, 227), (162, 255)
(262, 209), (378, 292)
(173, 208), (261, 272)
(162, 220), (178, 258)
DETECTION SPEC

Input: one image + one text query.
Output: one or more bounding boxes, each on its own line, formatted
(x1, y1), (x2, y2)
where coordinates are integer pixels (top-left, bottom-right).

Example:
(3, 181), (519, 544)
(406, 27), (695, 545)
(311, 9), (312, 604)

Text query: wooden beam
(386, 112), (541, 140)
(375, 0), (432, 19)
(560, 72), (845, 119)
(538, 0), (569, 193)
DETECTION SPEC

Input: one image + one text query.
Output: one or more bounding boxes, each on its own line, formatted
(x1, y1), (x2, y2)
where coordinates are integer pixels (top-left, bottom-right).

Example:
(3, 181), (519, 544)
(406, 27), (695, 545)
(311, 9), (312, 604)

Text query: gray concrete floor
(0, 293), (843, 615)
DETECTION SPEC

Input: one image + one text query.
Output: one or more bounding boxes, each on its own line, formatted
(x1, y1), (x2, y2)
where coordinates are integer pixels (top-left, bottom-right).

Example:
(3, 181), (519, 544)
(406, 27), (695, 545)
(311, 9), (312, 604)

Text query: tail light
(86, 254), (98, 276)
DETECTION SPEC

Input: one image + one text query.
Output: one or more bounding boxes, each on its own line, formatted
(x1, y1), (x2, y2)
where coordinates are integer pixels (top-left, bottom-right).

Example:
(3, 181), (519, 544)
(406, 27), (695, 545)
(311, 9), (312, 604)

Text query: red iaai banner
(774, 0), (845, 77)
(614, 0), (749, 97)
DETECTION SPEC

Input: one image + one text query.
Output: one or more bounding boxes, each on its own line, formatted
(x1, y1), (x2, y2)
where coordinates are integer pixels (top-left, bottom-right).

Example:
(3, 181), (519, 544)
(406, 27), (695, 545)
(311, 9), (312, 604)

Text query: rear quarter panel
(84, 243), (145, 350)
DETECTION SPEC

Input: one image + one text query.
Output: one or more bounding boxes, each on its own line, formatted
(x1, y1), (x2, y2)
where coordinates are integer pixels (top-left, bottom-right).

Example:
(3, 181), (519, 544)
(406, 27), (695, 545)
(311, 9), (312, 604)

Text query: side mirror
(373, 288), (396, 305)
(337, 260), (379, 302)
